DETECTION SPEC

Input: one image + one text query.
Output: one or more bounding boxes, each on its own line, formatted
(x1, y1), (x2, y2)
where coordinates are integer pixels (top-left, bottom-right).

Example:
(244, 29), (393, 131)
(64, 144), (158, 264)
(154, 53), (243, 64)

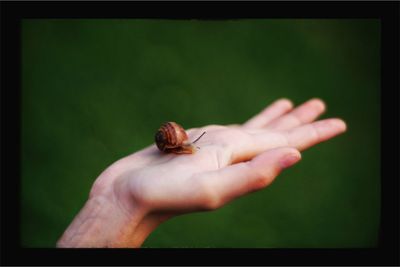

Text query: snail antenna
(192, 131), (206, 144)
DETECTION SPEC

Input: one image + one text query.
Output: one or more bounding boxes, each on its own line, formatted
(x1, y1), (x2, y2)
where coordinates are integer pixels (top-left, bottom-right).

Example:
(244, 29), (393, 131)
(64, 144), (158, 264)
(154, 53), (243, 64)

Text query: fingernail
(280, 153), (301, 168)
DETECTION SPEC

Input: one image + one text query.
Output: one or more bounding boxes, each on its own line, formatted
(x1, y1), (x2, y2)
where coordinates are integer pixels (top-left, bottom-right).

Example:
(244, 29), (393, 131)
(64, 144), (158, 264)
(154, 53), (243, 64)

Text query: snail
(155, 122), (206, 154)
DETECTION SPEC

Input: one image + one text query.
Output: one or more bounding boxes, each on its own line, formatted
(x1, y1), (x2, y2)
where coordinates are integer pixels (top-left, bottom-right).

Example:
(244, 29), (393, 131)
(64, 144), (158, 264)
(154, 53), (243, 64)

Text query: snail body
(155, 122), (206, 154)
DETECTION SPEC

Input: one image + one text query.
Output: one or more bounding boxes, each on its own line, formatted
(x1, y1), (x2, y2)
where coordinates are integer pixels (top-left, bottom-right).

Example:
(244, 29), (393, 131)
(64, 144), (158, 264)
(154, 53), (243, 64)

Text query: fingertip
(280, 150), (302, 169)
(292, 148), (302, 159)
(279, 147), (301, 158)
(333, 118), (347, 132)
(277, 98), (294, 110)
(309, 98), (326, 113)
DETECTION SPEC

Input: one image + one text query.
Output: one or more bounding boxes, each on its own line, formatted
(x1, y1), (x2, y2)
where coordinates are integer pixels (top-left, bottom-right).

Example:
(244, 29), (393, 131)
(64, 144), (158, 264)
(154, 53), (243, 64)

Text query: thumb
(198, 147), (302, 208)
(249, 147), (302, 190)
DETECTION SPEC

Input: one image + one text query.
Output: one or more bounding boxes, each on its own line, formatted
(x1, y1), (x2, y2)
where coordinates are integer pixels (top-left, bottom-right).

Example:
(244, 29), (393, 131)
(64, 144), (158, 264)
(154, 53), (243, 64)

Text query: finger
(266, 98), (326, 131)
(242, 98), (293, 129)
(194, 147), (301, 209)
(284, 118), (347, 151)
(226, 118), (346, 164)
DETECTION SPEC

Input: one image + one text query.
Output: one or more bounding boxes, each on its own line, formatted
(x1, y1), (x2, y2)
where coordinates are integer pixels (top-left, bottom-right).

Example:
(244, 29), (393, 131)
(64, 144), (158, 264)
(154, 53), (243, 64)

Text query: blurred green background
(21, 19), (380, 248)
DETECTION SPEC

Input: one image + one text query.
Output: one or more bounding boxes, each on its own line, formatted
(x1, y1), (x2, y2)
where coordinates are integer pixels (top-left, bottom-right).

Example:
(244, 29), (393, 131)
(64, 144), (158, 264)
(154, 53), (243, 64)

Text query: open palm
(90, 98), (346, 222)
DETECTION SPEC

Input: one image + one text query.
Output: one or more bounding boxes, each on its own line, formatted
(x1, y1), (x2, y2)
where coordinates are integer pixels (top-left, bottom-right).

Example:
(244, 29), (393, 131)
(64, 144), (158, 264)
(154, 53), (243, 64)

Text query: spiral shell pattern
(155, 122), (189, 151)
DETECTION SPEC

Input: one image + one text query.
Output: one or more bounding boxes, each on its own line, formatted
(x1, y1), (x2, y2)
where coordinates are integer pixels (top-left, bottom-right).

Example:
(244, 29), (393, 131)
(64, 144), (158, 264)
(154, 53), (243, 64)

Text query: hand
(57, 98), (346, 248)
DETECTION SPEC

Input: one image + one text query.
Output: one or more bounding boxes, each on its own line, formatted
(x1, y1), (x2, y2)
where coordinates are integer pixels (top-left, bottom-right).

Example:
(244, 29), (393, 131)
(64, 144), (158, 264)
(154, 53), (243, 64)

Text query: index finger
(223, 118), (346, 164)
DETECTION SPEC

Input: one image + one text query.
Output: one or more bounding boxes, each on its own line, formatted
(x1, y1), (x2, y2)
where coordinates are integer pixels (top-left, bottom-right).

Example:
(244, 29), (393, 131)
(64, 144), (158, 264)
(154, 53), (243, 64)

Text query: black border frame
(1, 1), (399, 265)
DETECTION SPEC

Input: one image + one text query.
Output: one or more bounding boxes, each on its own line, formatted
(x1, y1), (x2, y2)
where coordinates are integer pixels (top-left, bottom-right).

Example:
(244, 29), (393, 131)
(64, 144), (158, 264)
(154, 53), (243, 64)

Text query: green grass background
(21, 19), (380, 248)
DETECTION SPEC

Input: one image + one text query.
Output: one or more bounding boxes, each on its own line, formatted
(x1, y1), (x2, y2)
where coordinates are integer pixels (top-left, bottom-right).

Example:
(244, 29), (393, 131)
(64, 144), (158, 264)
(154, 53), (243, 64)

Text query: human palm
(90, 98), (346, 222)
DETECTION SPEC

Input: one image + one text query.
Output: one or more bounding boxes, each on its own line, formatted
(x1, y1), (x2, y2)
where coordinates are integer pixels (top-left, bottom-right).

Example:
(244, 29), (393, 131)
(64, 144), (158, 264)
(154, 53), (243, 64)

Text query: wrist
(57, 194), (142, 247)
(57, 176), (157, 248)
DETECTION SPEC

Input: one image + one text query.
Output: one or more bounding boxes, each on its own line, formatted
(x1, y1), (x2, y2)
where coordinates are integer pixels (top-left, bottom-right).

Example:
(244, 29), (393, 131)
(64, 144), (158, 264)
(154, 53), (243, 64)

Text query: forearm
(56, 195), (152, 248)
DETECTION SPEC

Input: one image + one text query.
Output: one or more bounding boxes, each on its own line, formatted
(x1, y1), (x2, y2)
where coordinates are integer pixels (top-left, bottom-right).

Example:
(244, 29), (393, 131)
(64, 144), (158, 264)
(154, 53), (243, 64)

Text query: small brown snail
(155, 122), (206, 154)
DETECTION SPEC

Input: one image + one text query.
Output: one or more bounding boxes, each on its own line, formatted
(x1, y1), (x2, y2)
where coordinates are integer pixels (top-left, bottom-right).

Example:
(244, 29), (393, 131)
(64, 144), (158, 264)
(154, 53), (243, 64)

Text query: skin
(57, 98), (347, 248)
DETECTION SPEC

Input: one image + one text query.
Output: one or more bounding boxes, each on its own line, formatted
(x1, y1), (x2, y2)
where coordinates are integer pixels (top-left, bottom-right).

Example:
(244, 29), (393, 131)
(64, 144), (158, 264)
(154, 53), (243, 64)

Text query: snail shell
(155, 122), (205, 154)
